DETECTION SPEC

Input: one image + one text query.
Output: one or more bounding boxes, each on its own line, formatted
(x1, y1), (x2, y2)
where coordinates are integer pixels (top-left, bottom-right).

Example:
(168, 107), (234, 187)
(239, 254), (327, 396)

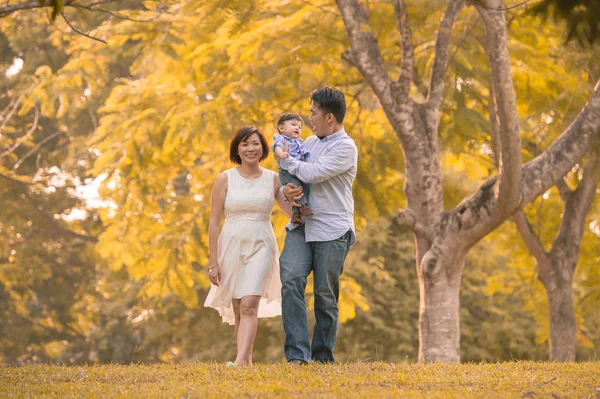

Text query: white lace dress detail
(204, 167), (282, 324)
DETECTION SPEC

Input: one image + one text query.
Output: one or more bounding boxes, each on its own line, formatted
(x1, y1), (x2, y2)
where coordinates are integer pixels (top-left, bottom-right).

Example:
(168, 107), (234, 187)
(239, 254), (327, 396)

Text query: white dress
(204, 167), (282, 325)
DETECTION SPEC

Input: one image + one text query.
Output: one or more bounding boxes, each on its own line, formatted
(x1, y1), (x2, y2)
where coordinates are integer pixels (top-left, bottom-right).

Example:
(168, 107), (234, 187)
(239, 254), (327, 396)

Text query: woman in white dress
(204, 126), (292, 366)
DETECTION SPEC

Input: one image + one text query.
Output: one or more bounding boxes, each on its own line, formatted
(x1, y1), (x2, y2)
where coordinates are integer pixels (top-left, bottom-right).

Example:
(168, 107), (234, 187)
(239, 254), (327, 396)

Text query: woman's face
(238, 133), (263, 165)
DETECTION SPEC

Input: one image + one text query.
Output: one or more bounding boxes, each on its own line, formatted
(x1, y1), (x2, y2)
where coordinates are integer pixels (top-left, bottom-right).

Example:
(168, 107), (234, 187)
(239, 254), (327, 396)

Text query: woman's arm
(274, 174), (293, 219)
(208, 172), (227, 286)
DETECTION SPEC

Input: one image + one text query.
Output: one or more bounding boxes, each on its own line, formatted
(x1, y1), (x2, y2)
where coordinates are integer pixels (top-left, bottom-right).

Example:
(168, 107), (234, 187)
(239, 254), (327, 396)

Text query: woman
(204, 126), (292, 366)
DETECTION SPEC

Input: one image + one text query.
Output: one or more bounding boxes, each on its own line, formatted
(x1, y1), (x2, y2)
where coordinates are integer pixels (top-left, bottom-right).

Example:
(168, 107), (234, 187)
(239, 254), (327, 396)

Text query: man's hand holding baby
(283, 183), (303, 207)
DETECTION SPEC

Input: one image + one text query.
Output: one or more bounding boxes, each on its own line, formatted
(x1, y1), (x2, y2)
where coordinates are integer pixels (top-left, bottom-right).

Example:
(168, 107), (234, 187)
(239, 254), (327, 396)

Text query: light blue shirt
(279, 127), (357, 244)
(272, 134), (309, 162)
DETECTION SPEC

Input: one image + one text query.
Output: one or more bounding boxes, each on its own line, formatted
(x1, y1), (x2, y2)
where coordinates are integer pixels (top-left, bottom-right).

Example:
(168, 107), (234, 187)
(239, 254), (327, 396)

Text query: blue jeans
(279, 226), (352, 363)
(278, 167), (309, 216)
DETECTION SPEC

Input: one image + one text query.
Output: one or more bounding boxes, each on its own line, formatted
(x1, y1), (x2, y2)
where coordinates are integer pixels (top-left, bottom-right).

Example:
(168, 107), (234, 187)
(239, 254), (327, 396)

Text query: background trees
(1, 0), (598, 364)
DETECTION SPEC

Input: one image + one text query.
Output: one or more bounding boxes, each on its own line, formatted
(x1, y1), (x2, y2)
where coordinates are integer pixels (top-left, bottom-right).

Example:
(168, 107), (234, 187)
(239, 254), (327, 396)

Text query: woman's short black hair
(229, 126), (269, 164)
(311, 86), (346, 123)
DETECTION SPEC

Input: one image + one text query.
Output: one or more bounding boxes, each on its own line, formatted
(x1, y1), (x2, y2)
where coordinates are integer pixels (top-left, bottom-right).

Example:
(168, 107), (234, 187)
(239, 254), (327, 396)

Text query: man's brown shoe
(300, 204), (314, 217)
(288, 360), (307, 365)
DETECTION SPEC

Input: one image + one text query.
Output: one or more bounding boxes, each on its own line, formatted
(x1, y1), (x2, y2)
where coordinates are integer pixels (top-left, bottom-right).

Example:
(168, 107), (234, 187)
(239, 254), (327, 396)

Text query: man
(278, 86), (357, 364)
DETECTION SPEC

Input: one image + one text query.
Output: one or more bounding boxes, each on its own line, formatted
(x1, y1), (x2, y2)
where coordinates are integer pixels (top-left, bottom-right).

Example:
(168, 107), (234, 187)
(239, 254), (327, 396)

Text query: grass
(1, 361), (599, 398)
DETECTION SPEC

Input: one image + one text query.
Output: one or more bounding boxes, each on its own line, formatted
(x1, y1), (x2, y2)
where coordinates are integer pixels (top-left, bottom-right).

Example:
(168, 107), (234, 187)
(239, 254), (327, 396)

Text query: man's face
(309, 101), (327, 137)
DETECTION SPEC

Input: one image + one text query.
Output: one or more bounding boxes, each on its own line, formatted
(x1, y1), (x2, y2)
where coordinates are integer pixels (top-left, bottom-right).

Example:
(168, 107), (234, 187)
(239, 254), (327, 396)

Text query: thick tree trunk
(544, 268), (576, 362)
(417, 239), (464, 362)
(413, 210), (472, 362)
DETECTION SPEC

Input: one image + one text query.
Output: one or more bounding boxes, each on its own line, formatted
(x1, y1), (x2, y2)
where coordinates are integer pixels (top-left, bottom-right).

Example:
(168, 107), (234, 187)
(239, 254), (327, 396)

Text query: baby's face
(279, 119), (302, 139)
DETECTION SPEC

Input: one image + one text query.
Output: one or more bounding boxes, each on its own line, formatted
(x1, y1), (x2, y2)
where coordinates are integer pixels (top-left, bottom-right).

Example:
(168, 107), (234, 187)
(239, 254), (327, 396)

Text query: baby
(272, 113), (313, 224)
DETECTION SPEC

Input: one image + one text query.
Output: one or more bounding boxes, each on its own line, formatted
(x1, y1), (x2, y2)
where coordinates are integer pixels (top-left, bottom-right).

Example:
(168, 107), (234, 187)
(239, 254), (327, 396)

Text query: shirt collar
(319, 127), (345, 142)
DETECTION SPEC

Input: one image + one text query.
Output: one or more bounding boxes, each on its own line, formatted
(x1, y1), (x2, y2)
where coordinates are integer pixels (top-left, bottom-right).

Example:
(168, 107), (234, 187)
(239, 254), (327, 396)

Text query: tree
(335, 0), (600, 362)
(512, 154), (598, 361)
(0, 3), (152, 365)
(337, 217), (552, 362)
(507, 50), (600, 362)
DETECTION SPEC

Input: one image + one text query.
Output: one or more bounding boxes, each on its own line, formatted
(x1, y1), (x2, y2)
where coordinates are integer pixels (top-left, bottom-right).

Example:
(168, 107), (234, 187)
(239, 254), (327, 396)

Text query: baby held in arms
(272, 113), (313, 225)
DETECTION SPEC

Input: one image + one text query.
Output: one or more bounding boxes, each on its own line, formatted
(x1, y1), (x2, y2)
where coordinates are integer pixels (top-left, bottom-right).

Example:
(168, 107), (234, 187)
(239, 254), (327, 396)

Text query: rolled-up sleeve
(272, 134), (286, 151)
(280, 141), (357, 184)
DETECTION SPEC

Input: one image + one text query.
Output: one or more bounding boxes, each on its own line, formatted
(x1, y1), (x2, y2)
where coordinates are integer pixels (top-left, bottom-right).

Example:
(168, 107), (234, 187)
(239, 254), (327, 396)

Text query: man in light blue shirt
(278, 87), (357, 364)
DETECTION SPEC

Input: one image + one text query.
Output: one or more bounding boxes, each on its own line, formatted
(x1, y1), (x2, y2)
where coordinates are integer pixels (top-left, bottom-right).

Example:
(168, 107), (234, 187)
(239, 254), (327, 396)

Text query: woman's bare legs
(234, 295), (261, 366)
(232, 298), (241, 340)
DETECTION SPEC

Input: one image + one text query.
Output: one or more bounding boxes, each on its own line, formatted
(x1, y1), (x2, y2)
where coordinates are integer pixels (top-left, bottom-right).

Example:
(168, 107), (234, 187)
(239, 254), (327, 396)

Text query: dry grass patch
(1, 361), (599, 398)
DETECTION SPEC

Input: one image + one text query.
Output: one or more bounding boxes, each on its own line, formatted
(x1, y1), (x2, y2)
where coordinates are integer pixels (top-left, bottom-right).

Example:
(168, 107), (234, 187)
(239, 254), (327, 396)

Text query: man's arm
(279, 141), (357, 184)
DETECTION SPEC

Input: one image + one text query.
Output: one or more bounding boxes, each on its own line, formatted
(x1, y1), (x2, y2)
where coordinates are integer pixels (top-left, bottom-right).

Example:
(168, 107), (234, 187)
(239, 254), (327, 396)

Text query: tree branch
(471, 0), (532, 11)
(555, 177), (573, 203)
(392, 0), (416, 99)
(88, 0), (127, 6)
(520, 79), (600, 206)
(454, 79), (600, 248)
(21, 189), (98, 243)
(427, 0), (465, 111)
(336, 0), (395, 111)
(67, 3), (163, 23)
(396, 208), (433, 241)
(447, 16), (481, 69)
(13, 131), (65, 171)
(1, 172), (98, 241)
(337, 0), (425, 154)
(299, 0), (340, 16)
(0, 0), (49, 15)
(61, 11), (107, 44)
(512, 210), (549, 271)
(477, 0), (522, 219)
(552, 156), (598, 254)
(0, 0), (156, 16)
(0, 170), (35, 185)
(0, 93), (25, 135)
(0, 106), (40, 161)
(487, 70), (501, 166)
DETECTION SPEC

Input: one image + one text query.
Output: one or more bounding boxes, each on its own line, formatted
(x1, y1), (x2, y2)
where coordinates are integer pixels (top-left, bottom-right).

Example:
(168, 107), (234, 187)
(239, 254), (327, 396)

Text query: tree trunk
(544, 266), (576, 362)
(417, 238), (464, 362)
(514, 157), (597, 362)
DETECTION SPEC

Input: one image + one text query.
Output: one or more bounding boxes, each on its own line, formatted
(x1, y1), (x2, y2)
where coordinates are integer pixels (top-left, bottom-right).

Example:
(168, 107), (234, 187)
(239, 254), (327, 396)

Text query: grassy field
(1, 361), (599, 398)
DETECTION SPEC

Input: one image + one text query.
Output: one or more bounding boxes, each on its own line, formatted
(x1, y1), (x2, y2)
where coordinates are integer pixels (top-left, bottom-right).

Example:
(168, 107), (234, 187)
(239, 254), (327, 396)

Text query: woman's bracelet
(208, 264), (219, 271)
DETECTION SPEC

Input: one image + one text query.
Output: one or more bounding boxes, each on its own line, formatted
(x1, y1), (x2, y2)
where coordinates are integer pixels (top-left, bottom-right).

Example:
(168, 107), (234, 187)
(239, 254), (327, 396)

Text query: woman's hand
(208, 264), (221, 286)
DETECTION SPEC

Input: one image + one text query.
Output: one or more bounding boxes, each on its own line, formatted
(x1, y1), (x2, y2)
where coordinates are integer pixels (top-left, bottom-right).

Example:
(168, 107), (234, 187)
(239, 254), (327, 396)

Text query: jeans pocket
(334, 231), (351, 243)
